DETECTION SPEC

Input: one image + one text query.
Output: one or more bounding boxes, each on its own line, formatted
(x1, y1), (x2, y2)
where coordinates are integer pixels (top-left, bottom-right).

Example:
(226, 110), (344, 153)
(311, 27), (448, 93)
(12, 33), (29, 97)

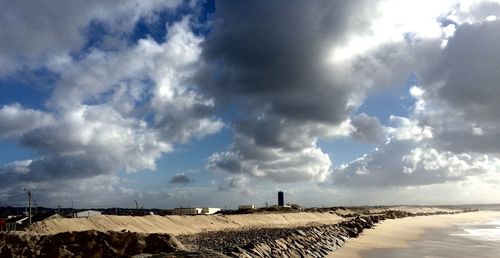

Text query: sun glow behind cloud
(329, 0), (459, 63)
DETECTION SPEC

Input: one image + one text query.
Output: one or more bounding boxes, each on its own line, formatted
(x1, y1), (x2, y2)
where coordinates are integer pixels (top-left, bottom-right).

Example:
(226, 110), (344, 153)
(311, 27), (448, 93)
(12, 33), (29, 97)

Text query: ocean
(361, 207), (500, 258)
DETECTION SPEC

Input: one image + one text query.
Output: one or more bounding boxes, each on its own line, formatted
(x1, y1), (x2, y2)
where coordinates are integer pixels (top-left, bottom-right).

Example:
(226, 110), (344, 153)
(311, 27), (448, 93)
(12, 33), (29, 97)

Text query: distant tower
(278, 191), (284, 206)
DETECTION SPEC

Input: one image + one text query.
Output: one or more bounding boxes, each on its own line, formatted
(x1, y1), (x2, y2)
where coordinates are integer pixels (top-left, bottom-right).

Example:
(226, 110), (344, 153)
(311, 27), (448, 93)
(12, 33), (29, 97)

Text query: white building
(75, 210), (102, 218)
(201, 207), (221, 214)
(172, 207), (220, 215)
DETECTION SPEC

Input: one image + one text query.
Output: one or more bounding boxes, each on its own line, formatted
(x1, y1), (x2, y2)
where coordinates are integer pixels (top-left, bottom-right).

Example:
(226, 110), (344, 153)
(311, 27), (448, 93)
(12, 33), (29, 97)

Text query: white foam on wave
(451, 218), (500, 242)
(485, 219), (500, 226)
(453, 228), (500, 242)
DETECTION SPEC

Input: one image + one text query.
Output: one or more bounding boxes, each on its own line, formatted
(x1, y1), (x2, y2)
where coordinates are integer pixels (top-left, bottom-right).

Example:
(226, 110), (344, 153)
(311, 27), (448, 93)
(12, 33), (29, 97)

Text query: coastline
(328, 210), (500, 258)
(3, 207), (491, 257)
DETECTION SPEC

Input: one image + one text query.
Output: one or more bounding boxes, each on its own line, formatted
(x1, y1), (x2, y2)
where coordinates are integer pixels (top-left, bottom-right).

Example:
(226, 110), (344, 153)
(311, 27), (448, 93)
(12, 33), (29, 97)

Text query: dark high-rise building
(278, 191), (284, 206)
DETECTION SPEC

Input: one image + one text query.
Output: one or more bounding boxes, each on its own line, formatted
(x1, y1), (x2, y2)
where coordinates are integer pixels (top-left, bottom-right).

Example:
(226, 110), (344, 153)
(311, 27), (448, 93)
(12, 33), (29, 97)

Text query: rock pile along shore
(180, 210), (466, 258)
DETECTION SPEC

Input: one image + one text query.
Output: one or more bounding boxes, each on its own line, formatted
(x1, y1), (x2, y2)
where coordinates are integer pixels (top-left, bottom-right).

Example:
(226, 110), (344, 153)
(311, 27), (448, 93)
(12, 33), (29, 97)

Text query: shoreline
(328, 210), (500, 258)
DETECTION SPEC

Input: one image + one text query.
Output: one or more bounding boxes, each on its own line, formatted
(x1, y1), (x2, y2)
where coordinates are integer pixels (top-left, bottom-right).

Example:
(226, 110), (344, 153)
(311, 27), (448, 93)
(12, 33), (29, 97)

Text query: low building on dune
(172, 207), (220, 215)
(75, 210), (102, 218)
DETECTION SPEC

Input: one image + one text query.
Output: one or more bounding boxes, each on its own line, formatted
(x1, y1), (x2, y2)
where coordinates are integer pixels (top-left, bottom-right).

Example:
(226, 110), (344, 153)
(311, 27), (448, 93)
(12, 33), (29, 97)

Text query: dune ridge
(26, 212), (344, 235)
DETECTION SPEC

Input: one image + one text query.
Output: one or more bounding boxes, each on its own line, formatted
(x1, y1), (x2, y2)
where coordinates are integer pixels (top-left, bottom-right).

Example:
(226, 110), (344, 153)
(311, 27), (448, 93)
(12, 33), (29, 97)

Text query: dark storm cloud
(201, 0), (382, 181)
(199, 0), (374, 124)
(411, 19), (500, 155)
(436, 130), (500, 154)
(430, 20), (500, 123)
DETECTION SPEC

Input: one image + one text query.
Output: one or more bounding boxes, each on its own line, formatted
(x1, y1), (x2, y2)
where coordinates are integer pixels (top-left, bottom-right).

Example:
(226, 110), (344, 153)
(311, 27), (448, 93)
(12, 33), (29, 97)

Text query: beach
(329, 211), (500, 258)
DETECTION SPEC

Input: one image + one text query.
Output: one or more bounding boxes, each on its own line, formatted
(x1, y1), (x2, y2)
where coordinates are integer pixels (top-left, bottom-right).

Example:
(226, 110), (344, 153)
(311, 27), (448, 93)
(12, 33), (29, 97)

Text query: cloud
(427, 20), (500, 125)
(386, 115), (433, 142)
(0, 104), (54, 138)
(327, 7), (500, 190)
(0, 0), (182, 75)
(332, 28), (500, 188)
(217, 175), (248, 191)
(200, 0), (448, 184)
(0, 170), (148, 208)
(0, 14), (222, 203)
(207, 132), (332, 183)
(350, 113), (385, 143)
(451, 1), (500, 24)
(332, 139), (500, 187)
(48, 18), (224, 142)
(201, 0), (390, 183)
(18, 104), (171, 173)
(383, 19), (500, 155)
(170, 173), (191, 185)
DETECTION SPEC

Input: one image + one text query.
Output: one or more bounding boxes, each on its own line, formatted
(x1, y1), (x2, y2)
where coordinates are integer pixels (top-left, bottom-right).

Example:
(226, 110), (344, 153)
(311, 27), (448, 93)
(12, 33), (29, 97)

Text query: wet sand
(362, 226), (500, 258)
(328, 211), (500, 258)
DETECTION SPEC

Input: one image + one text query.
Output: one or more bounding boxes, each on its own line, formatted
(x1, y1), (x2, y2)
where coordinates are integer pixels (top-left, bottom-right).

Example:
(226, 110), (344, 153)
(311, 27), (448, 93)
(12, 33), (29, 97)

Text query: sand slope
(1, 230), (184, 257)
(26, 212), (343, 235)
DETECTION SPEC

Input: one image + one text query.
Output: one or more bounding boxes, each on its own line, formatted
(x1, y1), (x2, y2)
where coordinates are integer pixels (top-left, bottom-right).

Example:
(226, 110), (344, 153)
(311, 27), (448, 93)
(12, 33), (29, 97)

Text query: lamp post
(21, 188), (32, 224)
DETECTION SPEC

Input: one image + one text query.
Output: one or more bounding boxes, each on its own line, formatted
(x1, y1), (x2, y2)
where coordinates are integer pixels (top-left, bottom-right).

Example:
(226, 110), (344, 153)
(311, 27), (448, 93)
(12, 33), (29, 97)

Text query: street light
(21, 188), (32, 225)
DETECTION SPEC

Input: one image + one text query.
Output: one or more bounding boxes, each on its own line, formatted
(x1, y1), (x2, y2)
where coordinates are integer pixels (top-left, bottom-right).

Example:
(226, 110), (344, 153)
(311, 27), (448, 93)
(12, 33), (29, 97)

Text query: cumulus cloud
(332, 139), (500, 187)
(19, 105), (171, 174)
(208, 133), (332, 183)
(0, 104), (54, 138)
(0, 0), (181, 75)
(48, 18), (223, 143)
(386, 116), (433, 142)
(0, 8), (222, 206)
(332, 22), (500, 187)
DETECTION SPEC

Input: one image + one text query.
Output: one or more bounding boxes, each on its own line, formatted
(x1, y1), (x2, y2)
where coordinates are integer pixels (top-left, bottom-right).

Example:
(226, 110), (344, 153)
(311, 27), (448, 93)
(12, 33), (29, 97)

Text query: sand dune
(0, 230), (184, 257)
(26, 212), (344, 235)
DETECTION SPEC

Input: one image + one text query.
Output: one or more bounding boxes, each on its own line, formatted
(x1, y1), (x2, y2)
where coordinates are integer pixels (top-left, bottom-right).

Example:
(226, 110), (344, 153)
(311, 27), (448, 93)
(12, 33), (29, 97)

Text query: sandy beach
(328, 211), (500, 258)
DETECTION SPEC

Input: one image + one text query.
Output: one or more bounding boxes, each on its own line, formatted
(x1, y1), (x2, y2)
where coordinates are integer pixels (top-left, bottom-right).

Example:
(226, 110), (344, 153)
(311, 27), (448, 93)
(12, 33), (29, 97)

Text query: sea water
(362, 216), (500, 258)
(452, 219), (500, 242)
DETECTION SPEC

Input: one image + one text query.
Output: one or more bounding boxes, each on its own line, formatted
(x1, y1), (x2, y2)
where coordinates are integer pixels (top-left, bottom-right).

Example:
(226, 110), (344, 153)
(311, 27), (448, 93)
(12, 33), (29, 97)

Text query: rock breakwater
(182, 210), (465, 257)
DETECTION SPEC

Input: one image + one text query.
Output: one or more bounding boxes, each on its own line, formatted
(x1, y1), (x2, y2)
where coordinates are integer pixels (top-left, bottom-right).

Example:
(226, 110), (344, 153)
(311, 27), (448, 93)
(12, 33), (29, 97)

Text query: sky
(1, 0), (500, 209)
